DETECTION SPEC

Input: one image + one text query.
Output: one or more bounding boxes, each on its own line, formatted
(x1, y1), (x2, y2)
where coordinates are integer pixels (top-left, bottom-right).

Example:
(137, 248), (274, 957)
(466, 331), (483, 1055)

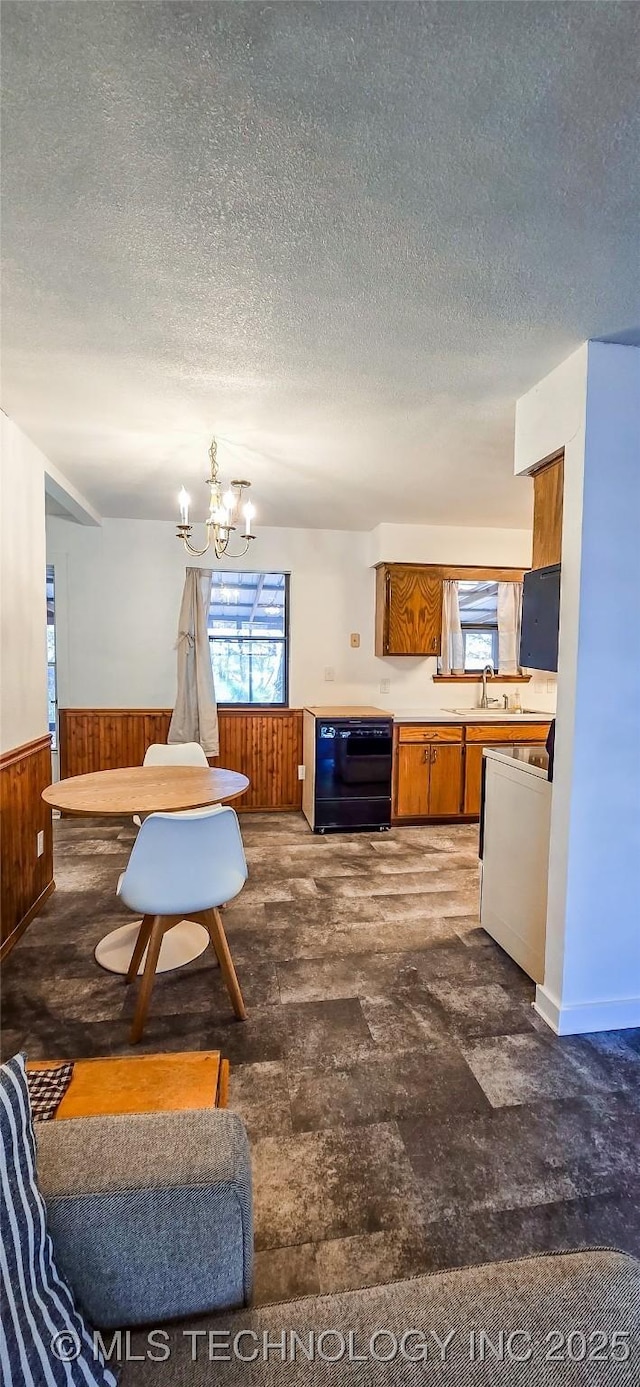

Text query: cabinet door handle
(431, 747), (437, 764)
(423, 748), (430, 763)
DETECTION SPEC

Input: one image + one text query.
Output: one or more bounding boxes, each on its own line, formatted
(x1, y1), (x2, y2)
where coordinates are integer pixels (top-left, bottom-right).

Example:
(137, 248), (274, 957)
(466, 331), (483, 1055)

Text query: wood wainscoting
(58, 708), (304, 812)
(0, 735), (54, 958)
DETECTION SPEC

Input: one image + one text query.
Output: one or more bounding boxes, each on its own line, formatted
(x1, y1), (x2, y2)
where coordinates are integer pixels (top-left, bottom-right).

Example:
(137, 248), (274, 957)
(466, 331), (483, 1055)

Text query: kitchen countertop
(387, 708), (552, 724)
(483, 744), (550, 779)
(304, 706), (391, 718)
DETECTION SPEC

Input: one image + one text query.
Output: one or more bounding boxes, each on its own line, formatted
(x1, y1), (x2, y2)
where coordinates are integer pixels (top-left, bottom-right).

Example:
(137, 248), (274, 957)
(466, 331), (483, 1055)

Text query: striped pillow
(0, 1054), (118, 1386)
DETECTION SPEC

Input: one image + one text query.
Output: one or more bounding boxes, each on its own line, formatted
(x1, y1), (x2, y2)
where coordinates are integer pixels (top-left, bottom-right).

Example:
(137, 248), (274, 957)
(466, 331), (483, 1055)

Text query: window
(458, 580), (499, 672)
(46, 565), (58, 749)
(208, 572), (289, 705)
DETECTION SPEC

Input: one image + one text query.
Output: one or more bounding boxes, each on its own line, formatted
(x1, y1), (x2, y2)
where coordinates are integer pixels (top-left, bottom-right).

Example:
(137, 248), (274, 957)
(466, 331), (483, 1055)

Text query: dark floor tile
(0, 1029), (28, 1062)
(316, 1226), (435, 1295)
(252, 1244), (320, 1306)
(554, 1031), (640, 1097)
(288, 1046), (489, 1132)
(424, 981), (536, 1039)
(275, 942), (530, 1006)
(461, 1032), (618, 1107)
(359, 993), (448, 1050)
(251, 1122), (426, 1251)
(263, 897), (386, 928)
(365, 889), (480, 922)
(313, 869), (479, 898)
(276, 950), (409, 1004)
(227, 1061), (292, 1138)
(119, 954), (281, 1017)
(281, 998), (376, 1070)
(400, 1094), (640, 1224)
(453, 922), (496, 947)
(21, 1006), (287, 1065)
(422, 1183), (640, 1273)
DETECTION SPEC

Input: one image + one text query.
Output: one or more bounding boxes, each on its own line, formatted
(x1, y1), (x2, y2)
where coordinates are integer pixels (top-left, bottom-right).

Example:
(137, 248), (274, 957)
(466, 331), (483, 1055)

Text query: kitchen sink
(447, 707), (532, 717)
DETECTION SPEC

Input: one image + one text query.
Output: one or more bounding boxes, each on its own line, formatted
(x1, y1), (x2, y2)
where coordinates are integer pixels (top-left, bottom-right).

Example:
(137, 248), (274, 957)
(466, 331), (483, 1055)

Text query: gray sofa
(36, 1109), (640, 1386)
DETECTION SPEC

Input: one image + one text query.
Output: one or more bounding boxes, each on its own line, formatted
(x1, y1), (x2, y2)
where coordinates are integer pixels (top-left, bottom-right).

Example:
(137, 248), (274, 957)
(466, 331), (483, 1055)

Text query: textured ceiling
(2, 1), (639, 529)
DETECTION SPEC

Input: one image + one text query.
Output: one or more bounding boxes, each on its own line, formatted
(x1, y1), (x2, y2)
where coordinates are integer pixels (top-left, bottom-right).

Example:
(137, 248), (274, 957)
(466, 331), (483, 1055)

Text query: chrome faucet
(480, 664), (498, 710)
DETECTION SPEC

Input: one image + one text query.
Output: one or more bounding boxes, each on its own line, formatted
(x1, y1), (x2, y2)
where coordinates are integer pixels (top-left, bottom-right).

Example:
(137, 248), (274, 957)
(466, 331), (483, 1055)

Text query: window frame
(432, 565), (531, 683)
(461, 624), (500, 673)
(208, 571), (291, 709)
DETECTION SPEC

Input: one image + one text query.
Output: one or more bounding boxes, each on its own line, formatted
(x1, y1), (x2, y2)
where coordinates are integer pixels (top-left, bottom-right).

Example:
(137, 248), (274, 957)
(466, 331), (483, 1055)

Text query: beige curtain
(168, 567), (219, 756)
(498, 581), (523, 675)
(440, 580), (464, 675)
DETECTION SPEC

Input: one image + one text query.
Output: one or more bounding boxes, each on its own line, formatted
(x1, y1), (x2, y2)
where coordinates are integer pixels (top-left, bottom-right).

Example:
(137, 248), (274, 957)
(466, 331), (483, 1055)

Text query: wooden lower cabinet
(429, 745), (464, 816)
(463, 745), (484, 816)
(395, 721), (551, 821)
(395, 738), (463, 819)
(396, 744), (431, 817)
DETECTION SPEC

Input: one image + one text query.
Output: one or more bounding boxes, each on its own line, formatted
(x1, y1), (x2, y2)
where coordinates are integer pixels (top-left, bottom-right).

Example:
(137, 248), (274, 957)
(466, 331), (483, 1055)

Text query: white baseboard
(534, 984), (640, 1035)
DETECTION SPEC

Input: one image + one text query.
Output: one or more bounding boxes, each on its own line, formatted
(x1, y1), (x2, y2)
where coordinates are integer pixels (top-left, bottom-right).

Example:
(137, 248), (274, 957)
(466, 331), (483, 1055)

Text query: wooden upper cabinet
(532, 454), (563, 569)
(375, 564), (442, 656)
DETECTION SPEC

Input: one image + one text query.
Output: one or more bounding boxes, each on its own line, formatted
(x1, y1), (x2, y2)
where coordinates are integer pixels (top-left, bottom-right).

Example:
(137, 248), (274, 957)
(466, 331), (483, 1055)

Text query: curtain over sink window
(440, 579), (523, 674)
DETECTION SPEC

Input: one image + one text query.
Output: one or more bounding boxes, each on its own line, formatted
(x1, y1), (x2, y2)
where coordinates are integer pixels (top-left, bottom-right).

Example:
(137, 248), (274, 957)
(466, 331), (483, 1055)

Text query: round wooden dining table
(42, 765), (250, 976)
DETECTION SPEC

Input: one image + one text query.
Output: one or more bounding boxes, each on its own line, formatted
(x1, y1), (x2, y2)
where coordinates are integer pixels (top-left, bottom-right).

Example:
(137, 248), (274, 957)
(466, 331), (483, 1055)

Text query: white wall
(46, 515), (554, 715)
(515, 341), (640, 1034)
(367, 523), (532, 568)
(0, 413), (49, 752)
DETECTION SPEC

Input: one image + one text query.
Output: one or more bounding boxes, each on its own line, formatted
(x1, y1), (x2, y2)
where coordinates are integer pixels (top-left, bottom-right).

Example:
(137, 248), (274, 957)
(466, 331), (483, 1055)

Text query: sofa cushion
(119, 1248), (639, 1385)
(0, 1054), (117, 1387)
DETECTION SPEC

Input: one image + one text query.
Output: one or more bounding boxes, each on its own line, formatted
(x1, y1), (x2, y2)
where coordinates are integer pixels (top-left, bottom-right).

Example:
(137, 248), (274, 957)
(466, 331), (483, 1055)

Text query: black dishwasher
(314, 718), (393, 832)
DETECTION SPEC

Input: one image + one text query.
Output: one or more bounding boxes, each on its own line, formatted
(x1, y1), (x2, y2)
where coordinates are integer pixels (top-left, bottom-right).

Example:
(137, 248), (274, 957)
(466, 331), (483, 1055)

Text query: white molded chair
(133, 742), (210, 826)
(117, 806), (248, 1043)
(143, 742), (209, 768)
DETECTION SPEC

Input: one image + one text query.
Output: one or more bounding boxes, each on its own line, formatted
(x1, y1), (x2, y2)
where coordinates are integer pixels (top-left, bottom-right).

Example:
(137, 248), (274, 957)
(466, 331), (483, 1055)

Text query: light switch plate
(297, 765), (306, 780)
(380, 678), (390, 694)
(36, 830), (45, 857)
(324, 666), (335, 681)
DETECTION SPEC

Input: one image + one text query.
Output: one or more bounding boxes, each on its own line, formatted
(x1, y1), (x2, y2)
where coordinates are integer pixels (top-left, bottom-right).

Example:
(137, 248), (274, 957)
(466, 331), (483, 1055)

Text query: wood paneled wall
(59, 708), (304, 812)
(1, 736), (54, 958)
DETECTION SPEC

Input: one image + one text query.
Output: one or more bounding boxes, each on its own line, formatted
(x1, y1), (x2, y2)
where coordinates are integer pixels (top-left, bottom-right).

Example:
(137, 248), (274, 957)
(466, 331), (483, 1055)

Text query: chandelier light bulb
(178, 487), (190, 524)
(222, 488), (237, 513)
(243, 499), (255, 535)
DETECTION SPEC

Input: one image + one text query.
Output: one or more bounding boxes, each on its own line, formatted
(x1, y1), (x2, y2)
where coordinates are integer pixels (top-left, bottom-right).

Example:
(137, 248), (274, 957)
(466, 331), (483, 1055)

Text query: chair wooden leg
(203, 908), (247, 1021)
(130, 916), (168, 1044)
(125, 915), (154, 984)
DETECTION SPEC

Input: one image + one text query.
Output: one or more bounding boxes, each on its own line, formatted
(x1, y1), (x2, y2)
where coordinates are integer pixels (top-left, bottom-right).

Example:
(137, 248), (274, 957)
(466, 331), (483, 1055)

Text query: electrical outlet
(350, 632), (360, 648)
(36, 830), (45, 858)
(324, 666), (335, 681)
(380, 678), (390, 694)
(297, 765), (306, 780)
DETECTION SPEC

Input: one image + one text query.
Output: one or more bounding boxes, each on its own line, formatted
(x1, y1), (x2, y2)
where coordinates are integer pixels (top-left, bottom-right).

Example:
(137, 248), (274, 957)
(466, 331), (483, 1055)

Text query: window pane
(208, 571), (288, 703)
(458, 580), (499, 625)
(210, 639), (285, 704)
(464, 630), (496, 670)
(209, 571), (286, 637)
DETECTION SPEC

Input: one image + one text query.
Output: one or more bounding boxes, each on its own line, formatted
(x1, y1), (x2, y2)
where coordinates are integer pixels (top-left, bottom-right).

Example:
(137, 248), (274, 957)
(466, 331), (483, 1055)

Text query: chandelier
(176, 438), (256, 559)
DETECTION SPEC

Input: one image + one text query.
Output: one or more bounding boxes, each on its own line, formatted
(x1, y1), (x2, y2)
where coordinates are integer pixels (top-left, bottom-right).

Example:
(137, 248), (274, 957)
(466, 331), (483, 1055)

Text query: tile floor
(3, 811), (639, 1303)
